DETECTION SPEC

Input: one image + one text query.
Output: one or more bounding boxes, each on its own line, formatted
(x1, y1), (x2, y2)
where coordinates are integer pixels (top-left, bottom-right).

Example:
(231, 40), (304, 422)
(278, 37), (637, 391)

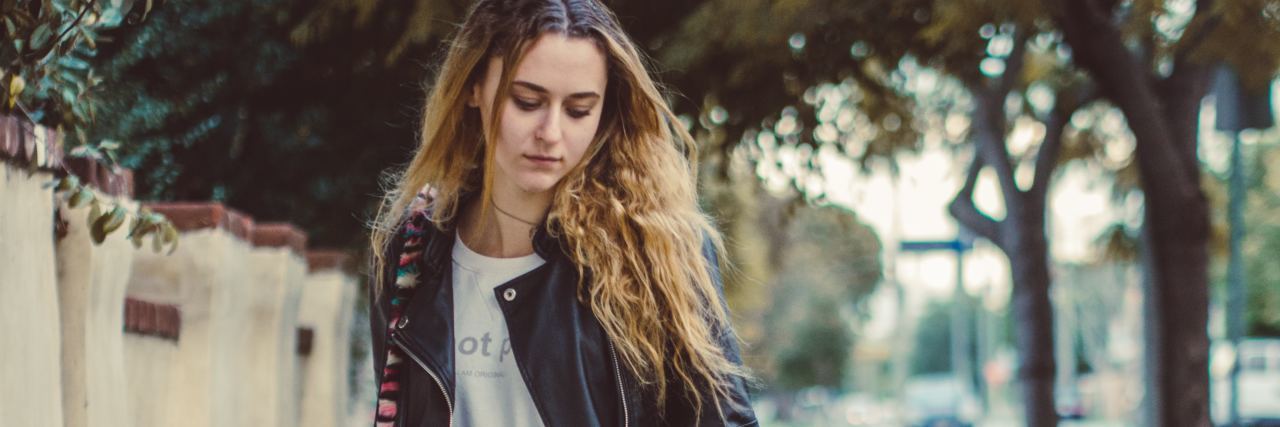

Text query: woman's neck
(458, 187), (550, 258)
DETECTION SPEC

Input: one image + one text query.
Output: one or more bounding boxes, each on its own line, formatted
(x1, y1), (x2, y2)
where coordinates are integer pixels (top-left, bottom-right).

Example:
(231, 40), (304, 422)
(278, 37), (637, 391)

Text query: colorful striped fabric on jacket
(375, 195), (431, 427)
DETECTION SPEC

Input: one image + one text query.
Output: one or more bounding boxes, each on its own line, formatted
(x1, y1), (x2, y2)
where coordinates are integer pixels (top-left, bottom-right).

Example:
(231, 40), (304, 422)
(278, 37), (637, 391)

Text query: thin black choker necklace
(491, 198), (540, 226)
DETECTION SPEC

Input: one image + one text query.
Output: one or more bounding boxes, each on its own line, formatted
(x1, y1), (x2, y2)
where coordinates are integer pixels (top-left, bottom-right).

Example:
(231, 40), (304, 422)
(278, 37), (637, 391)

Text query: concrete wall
(56, 192), (138, 427)
(2, 116), (361, 427)
(125, 210), (254, 427)
(244, 224), (309, 427)
(297, 259), (358, 427)
(120, 303), (179, 427)
(0, 163), (66, 427)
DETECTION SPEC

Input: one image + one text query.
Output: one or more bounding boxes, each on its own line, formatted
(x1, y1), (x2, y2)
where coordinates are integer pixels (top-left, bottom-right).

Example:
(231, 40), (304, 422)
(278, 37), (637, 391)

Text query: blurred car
(1056, 384), (1087, 420)
(1212, 339), (1280, 426)
(900, 374), (980, 427)
(837, 393), (897, 426)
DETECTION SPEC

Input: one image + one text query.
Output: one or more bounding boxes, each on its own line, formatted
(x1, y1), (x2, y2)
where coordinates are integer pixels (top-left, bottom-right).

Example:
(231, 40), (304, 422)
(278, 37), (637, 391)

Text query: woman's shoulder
(401, 187), (439, 230)
(383, 188), (439, 258)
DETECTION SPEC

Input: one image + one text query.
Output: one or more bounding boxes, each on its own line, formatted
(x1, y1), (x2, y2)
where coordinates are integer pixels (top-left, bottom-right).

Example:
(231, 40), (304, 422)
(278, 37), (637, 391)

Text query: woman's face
(471, 33), (608, 198)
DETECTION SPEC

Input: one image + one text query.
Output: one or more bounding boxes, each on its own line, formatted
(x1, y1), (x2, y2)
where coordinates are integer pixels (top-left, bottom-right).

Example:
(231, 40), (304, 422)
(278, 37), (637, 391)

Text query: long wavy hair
(369, 0), (747, 419)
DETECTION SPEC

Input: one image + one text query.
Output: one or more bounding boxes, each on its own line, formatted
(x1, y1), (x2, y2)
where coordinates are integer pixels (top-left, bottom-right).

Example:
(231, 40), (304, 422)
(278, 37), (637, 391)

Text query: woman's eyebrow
(512, 80), (601, 101)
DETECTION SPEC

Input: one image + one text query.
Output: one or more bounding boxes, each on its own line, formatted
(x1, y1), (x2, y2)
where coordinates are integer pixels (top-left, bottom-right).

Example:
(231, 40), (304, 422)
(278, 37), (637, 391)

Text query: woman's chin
(515, 179), (560, 195)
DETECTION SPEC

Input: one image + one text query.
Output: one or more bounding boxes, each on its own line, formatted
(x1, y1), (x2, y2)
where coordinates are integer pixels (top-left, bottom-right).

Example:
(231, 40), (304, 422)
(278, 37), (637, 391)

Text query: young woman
(367, 0), (757, 425)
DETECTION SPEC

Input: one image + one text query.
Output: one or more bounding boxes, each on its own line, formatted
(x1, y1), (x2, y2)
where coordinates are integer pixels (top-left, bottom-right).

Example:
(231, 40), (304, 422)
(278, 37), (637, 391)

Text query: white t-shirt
(451, 232), (546, 427)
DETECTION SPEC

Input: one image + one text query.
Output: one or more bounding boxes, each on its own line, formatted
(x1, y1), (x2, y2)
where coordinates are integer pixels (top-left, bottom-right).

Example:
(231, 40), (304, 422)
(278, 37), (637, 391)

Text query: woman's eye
(567, 109), (591, 119)
(513, 97), (540, 111)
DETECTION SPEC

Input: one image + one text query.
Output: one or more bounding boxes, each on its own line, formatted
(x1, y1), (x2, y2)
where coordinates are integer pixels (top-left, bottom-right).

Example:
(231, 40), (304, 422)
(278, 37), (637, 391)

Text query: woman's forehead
(506, 33), (607, 96)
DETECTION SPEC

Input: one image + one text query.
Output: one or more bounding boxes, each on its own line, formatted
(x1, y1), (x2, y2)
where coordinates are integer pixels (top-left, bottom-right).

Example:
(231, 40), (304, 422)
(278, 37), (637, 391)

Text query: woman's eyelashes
(511, 96), (592, 118)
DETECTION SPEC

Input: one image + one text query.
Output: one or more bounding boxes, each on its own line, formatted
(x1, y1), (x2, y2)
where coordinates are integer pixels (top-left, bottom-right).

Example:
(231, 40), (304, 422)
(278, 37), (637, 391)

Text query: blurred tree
(1207, 141), (1280, 337)
(670, 1), (1280, 425)
(2, 0), (160, 144)
(760, 201), (883, 390)
(910, 297), (992, 388)
(1050, 1), (1280, 424)
(911, 300), (957, 375)
(659, 2), (1089, 424)
(85, 0), (471, 247)
(700, 151), (885, 420)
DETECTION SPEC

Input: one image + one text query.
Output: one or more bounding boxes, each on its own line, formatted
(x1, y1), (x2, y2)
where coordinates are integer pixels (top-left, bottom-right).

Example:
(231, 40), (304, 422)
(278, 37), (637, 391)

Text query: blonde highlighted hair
(369, 0), (747, 418)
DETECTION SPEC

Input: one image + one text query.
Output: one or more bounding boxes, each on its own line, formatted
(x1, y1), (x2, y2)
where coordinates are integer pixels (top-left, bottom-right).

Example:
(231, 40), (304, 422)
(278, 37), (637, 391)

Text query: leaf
(46, 175), (76, 191)
(164, 223), (179, 255)
(68, 144), (101, 159)
(30, 23), (53, 50)
(90, 209), (109, 243)
(60, 56), (90, 70)
(87, 199), (101, 227)
(162, 221), (177, 243)
(72, 101), (88, 122)
(67, 186), (94, 208)
(61, 87), (77, 104)
(125, 215), (142, 238)
(51, 174), (78, 191)
(6, 74), (24, 109)
(3, 17), (16, 37)
(77, 26), (95, 50)
(102, 205), (127, 236)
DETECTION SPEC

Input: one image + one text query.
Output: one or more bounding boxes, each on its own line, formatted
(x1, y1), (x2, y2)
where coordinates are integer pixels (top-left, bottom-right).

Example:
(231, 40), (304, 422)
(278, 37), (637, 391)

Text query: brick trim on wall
(296, 327), (314, 356)
(252, 223), (308, 256)
(123, 298), (181, 341)
(144, 202), (255, 241)
(64, 157), (134, 198)
(305, 250), (353, 274)
(0, 114), (64, 171)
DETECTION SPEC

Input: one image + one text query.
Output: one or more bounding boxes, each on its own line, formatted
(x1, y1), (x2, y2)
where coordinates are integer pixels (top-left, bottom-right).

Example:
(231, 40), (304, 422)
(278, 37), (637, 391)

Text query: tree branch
(948, 152), (1004, 248)
(968, 82), (1021, 202)
(1169, 0), (1221, 68)
(1147, 0), (1216, 178)
(1051, 0), (1201, 202)
(997, 28), (1032, 96)
(1030, 83), (1097, 201)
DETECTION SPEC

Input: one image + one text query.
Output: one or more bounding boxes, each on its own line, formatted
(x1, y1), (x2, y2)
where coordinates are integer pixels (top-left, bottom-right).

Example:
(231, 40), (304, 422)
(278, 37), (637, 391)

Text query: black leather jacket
(369, 216), (759, 426)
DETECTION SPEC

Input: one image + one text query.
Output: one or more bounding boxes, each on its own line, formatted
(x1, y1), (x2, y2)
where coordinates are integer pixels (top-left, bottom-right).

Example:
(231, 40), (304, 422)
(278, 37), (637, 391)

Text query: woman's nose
(536, 108), (564, 144)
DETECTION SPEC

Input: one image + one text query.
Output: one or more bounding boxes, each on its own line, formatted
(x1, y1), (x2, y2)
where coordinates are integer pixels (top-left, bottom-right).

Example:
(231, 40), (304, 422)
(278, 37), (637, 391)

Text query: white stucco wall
(125, 229), (252, 427)
(56, 193), (138, 427)
(120, 332), (177, 427)
(0, 164), (65, 427)
(244, 246), (307, 427)
(296, 269), (357, 427)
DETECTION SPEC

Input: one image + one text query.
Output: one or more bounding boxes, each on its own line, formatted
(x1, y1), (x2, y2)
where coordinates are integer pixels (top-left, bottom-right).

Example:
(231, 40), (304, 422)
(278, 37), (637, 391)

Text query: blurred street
(753, 393), (1130, 427)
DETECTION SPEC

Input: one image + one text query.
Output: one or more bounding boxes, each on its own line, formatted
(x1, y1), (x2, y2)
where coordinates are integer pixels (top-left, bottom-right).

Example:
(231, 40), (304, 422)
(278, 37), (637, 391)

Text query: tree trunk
(1006, 205), (1059, 427)
(1051, 1), (1216, 424)
(1139, 189), (1212, 426)
(1137, 71), (1214, 427)
(950, 78), (1065, 427)
(953, 194), (1060, 427)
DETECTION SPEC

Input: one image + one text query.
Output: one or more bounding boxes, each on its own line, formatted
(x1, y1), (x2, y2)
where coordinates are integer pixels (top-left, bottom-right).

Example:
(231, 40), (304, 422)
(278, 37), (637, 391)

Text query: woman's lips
(524, 154), (560, 166)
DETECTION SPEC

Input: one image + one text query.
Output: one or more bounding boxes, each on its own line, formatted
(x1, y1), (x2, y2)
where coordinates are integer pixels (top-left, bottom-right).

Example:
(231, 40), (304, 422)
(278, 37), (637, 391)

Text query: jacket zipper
(390, 331), (454, 427)
(607, 340), (630, 427)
